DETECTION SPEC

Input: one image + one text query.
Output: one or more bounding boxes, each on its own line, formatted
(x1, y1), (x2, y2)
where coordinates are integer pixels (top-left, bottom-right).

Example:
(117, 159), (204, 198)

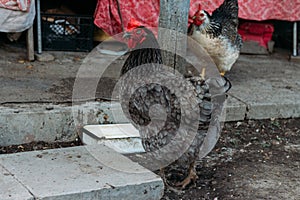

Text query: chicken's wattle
(194, 18), (203, 26)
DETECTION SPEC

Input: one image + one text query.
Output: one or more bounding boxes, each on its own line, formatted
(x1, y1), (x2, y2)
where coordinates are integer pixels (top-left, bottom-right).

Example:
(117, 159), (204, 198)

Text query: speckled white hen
(190, 0), (242, 76)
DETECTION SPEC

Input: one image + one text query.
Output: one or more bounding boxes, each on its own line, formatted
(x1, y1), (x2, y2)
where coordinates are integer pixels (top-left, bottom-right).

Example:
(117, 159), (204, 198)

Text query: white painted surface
(83, 124), (145, 154)
(84, 124), (140, 139)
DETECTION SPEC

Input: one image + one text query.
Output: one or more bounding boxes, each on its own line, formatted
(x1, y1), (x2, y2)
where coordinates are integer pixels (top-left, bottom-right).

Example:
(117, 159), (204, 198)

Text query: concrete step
(0, 96), (247, 147)
(0, 144), (164, 200)
(2, 85), (300, 147)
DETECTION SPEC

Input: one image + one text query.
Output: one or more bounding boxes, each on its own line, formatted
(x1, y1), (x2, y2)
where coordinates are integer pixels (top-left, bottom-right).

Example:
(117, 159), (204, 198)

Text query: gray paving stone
(228, 54), (300, 120)
(0, 165), (34, 200)
(229, 79), (300, 119)
(0, 145), (164, 200)
(224, 95), (247, 122)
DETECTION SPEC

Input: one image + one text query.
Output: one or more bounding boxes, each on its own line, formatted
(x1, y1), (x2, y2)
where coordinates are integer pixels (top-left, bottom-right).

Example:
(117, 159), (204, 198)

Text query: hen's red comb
(198, 4), (202, 11)
(127, 18), (142, 31)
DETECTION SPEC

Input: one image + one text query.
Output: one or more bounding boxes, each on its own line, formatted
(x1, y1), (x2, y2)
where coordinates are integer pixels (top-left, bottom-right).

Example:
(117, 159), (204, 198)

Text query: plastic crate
(41, 13), (94, 52)
(238, 22), (274, 49)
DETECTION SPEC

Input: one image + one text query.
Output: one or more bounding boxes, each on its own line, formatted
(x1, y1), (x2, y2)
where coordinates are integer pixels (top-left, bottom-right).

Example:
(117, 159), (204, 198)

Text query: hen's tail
(212, 0), (239, 26)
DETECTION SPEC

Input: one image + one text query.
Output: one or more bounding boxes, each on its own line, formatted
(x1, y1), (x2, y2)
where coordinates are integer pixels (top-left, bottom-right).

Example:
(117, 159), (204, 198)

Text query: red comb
(127, 18), (142, 31)
(198, 4), (202, 11)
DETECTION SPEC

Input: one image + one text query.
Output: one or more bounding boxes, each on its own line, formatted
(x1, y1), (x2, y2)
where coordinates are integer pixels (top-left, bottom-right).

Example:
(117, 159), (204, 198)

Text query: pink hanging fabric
(94, 0), (300, 37)
(0, 0), (30, 12)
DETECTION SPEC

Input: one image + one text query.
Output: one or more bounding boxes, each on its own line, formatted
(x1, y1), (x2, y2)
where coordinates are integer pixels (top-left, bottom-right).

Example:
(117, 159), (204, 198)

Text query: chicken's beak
(123, 32), (131, 39)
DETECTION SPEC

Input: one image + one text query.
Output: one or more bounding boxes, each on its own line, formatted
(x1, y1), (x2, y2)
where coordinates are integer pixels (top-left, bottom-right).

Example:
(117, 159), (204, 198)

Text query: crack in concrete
(227, 93), (250, 120)
(0, 163), (36, 199)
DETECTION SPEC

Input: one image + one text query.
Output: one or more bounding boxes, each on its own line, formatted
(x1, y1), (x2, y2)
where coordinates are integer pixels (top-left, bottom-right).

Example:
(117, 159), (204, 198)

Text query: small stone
(73, 57), (81, 62)
(35, 52), (55, 62)
(46, 106), (54, 110)
(18, 59), (25, 64)
(271, 140), (280, 145)
(236, 121), (243, 127)
(26, 65), (33, 69)
(36, 154), (43, 158)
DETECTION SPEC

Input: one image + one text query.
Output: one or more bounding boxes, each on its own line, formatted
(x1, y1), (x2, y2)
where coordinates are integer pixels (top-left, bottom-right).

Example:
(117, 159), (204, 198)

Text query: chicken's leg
(159, 168), (167, 185)
(220, 71), (226, 76)
(201, 68), (206, 79)
(159, 168), (185, 194)
(175, 162), (198, 189)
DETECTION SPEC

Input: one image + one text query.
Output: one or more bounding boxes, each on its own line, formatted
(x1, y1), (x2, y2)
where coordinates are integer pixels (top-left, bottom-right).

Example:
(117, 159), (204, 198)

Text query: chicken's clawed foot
(159, 168), (185, 194)
(175, 166), (198, 189)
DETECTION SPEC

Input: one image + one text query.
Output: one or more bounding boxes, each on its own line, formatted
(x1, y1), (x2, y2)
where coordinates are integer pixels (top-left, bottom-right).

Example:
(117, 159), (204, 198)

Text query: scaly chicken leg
(175, 161), (198, 189)
(159, 168), (185, 194)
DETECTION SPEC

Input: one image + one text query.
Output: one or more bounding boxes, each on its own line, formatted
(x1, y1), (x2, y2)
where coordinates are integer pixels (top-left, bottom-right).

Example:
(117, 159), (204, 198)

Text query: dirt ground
(163, 118), (300, 200)
(1, 118), (299, 200)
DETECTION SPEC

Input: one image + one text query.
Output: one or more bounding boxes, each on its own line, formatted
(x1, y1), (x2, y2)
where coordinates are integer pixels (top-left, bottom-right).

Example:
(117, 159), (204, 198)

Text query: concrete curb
(1, 95), (300, 146)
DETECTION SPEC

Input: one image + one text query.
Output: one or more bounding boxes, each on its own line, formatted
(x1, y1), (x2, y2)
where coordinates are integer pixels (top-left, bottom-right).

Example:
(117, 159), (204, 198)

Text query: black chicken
(119, 18), (229, 189)
(189, 0), (242, 76)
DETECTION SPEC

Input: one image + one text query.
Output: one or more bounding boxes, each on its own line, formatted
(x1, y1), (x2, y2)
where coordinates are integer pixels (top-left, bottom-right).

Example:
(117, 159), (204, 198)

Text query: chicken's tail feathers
(212, 0), (239, 24)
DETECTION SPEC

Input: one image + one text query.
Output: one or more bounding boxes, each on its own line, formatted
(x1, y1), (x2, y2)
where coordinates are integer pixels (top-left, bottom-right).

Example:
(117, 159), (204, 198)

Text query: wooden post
(26, 26), (35, 61)
(158, 0), (190, 74)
